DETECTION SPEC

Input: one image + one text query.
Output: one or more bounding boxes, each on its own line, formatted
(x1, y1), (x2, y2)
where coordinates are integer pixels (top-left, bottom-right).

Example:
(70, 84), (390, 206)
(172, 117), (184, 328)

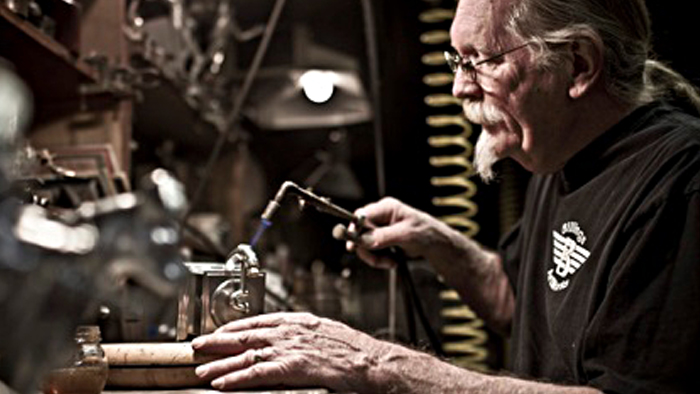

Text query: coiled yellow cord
(419, 0), (490, 372)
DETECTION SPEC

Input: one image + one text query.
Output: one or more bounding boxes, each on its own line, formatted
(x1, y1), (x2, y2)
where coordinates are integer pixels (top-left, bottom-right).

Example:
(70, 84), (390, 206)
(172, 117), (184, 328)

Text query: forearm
(351, 198), (514, 332)
(423, 221), (514, 335)
(368, 344), (602, 394)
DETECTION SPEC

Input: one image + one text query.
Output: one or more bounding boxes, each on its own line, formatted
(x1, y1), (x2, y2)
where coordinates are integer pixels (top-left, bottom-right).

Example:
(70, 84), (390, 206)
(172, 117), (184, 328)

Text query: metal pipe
(262, 181), (358, 223)
(359, 0), (396, 342)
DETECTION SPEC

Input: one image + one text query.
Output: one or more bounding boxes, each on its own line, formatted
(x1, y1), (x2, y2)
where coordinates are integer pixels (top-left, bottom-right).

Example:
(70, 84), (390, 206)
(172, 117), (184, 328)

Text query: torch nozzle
(264, 181), (357, 223)
(256, 181), (364, 246)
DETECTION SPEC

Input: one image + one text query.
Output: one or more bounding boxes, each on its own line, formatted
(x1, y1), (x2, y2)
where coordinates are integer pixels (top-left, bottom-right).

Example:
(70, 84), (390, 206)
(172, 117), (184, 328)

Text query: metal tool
(213, 244), (265, 324)
(251, 180), (368, 252)
(176, 244), (265, 340)
(258, 180), (384, 252)
(262, 181), (365, 226)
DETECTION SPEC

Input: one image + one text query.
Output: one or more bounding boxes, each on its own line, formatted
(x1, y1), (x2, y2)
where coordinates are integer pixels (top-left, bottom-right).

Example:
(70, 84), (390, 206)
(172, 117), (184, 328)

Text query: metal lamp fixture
(245, 67), (372, 131)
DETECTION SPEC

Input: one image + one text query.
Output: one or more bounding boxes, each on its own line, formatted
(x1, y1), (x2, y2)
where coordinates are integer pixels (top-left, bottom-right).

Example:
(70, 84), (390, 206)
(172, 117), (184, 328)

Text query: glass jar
(42, 325), (109, 394)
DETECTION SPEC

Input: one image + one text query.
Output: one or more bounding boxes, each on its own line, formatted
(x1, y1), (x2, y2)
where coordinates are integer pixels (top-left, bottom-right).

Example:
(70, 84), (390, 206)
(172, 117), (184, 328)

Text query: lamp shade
(245, 68), (372, 130)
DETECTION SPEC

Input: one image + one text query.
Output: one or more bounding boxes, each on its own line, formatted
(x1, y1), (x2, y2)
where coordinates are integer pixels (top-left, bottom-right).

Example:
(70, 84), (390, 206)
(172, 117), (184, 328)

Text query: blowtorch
(253, 181), (367, 247)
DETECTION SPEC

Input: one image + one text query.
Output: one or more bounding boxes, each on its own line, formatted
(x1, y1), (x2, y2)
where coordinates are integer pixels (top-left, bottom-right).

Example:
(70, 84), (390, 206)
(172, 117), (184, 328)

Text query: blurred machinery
(125, 0), (267, 133)
(0, 61), (191, 394)
(0, 57), (276, 393)
(0, 170), (190, 393)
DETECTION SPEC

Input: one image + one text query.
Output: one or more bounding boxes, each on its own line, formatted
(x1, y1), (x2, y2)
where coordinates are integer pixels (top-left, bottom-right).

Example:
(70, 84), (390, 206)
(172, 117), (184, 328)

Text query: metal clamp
(206, 244), (266, 328)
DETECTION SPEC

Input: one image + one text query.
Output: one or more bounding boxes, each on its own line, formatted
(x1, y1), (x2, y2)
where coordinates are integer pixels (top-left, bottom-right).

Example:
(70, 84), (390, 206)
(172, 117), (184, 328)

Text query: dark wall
(647, 1), (700, 86)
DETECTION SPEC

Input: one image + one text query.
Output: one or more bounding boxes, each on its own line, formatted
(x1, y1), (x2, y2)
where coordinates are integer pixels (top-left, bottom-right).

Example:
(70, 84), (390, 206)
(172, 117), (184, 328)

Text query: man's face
(450, 0), (573, 179)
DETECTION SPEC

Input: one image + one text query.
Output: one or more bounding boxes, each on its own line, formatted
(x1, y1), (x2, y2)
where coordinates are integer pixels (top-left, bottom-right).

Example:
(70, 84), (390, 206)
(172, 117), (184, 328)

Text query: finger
(192, 329), (273, 353)
(346, 225), (359, 240)
(364, 218), (424, 251)
(353, 197), (402, 226)
(210, 362), (285, 391)
(355, 246), (378, 267)
(214, 312), (325, 335)
(345, 239), (356, 253)
(213, 312), (297, 333)
(346, 220), (360, 241)
(355, 225), (403, 250)
(356, 247), (397, 269)
(195, 348), (268, 379)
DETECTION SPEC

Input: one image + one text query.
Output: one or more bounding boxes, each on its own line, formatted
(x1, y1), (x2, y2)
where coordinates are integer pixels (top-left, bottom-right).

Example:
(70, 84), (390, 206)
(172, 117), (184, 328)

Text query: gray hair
(503, 0), (700, 113)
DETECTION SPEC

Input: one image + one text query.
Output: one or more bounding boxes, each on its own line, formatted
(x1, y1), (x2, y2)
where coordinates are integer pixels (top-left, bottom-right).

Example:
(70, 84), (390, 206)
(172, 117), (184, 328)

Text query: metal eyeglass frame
(444, 43), (530, 80)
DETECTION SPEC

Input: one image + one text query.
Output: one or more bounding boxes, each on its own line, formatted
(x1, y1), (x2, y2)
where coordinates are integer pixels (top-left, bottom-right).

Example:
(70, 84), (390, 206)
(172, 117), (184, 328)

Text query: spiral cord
(418, 0), (491, 372)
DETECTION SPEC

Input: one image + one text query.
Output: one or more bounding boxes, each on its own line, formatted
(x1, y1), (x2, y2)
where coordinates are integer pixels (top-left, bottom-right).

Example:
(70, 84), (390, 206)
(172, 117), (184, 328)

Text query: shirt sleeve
(581, 188), (700, 394)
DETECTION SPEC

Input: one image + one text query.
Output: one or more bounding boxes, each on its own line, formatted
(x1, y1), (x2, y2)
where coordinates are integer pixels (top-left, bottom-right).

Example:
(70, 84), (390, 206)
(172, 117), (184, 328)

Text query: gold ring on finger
(253, 350), (265, 364)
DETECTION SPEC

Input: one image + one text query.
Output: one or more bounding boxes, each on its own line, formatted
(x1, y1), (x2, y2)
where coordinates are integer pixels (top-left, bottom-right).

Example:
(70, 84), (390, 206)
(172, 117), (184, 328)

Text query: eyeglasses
(444, 43), (530, 81)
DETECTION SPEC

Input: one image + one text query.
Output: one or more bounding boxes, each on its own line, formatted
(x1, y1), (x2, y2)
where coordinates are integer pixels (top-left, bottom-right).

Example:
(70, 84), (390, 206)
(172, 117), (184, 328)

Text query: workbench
(104, 390), (329, 394)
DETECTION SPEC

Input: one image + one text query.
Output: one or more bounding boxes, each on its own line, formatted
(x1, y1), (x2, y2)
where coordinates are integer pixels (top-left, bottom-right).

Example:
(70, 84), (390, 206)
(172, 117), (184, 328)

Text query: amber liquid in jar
(42, 326), (108, 394)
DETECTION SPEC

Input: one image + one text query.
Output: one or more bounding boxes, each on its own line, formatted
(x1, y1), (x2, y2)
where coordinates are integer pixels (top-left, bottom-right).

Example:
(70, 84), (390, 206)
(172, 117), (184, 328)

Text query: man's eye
(490, 56), (507, 64)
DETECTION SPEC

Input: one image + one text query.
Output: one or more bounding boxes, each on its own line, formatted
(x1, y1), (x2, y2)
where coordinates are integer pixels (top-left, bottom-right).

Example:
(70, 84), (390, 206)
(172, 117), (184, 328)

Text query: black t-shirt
(501, 102), (700, 393)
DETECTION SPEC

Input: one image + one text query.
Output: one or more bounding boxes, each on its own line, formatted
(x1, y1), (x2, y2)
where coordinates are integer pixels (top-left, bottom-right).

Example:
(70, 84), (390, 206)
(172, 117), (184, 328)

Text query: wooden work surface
(103, 390), (330, 394)
(102, 344), (337, 393)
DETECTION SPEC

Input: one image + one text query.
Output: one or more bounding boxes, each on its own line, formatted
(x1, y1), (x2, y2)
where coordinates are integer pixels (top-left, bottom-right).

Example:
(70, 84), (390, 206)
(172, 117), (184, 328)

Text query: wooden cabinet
(0, 0), (131, 193)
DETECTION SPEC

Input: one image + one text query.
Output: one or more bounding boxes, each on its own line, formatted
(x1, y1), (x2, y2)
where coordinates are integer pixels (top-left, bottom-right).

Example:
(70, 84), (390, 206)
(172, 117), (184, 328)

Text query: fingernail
(212, 378), (224, 389)
(359, 232), (375, 246)
(195, 365), (208, 376)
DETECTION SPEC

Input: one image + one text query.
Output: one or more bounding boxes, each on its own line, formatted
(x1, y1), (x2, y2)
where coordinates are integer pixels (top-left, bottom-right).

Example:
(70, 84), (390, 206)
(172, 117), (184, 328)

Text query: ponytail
(643, 59), (700, 116)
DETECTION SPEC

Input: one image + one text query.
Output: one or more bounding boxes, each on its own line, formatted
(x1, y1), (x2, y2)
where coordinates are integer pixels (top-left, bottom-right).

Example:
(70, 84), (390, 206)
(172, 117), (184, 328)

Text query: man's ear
(568, 32), (604, 99)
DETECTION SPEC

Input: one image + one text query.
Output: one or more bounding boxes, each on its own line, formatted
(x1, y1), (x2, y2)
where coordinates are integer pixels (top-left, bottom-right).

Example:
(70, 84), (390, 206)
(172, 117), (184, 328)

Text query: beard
(474, 131), (500, 183)
(464, 101), (506, 183)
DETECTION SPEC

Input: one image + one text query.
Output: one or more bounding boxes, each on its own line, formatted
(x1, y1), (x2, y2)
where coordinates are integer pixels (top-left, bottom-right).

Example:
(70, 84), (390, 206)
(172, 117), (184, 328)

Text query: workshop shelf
(0, 5), (98, 103)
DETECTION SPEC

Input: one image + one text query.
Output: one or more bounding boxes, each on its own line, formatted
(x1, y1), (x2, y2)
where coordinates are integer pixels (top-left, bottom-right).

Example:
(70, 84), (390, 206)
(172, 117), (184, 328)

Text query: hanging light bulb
(246, 68), (372, 130)
(299, 70), (335, 104)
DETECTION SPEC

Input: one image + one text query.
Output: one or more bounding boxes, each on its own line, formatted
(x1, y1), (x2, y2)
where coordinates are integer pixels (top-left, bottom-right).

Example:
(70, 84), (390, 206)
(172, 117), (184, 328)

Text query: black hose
(400, 260), (445, 357)
(400, 263), (418, 345)
(385, 248), (446, 357)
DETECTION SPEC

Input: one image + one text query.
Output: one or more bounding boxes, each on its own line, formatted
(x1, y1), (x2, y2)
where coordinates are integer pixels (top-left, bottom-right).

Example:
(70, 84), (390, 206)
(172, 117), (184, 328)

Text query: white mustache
(463, 101), (505, 126)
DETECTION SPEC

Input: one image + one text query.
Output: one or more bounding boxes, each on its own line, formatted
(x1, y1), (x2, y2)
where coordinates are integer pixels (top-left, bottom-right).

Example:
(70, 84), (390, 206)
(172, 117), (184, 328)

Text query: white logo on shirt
(548, 221), (591, 292)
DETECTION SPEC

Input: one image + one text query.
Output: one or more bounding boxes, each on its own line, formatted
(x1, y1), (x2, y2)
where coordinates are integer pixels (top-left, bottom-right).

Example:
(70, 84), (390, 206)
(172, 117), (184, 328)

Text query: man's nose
(452, 70), (481, 100)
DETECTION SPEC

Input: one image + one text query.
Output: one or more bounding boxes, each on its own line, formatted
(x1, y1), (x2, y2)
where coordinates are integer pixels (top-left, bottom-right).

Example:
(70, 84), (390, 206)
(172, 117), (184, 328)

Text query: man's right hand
(344, 197), (459, 269)
(343, 197), (514, 334)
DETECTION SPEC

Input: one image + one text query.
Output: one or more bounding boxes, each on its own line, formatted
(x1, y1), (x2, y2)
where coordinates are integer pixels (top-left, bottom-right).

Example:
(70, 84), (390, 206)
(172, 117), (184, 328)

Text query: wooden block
(103, 342), (221, 366)
(106, 366), (208, 389)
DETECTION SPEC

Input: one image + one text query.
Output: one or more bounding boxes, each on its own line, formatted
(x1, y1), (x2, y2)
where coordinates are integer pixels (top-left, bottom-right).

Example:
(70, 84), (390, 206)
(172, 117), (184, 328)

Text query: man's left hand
(192, 312), (392, 392)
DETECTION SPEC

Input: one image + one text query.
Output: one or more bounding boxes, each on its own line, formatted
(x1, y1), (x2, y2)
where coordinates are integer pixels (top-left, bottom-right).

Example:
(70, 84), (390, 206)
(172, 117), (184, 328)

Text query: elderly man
(192, 0), (700, 392)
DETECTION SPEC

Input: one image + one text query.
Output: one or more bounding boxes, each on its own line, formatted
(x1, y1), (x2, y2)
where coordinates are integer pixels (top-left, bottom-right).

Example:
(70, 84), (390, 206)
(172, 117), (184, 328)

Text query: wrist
(362, 342), (412, 394)
(365, 343), (498, 394)
(364, 342), (446, 394)
(421, 217), (467, 264)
